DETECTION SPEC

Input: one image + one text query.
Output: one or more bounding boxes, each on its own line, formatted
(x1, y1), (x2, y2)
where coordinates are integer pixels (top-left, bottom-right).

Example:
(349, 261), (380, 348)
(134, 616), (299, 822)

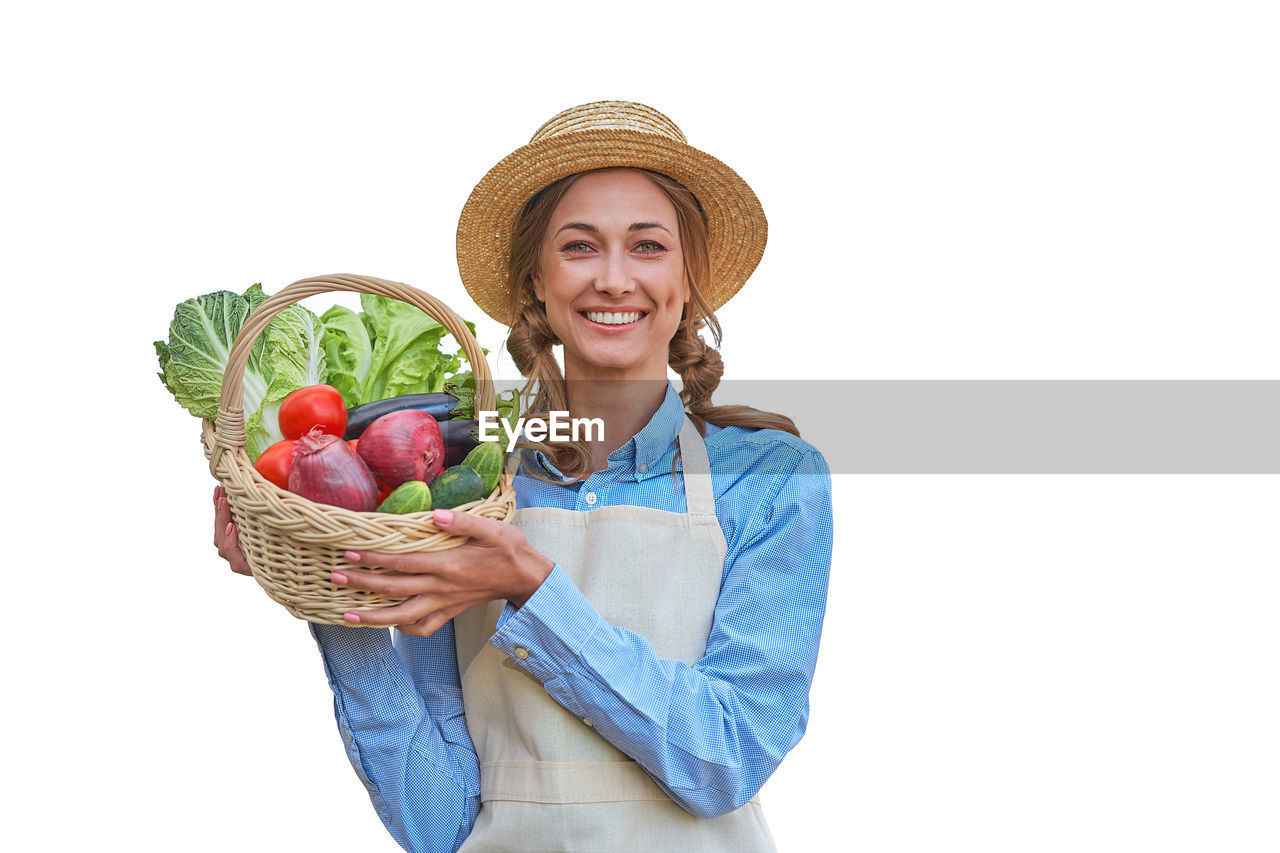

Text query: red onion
(356, 409), (445, 488)
(289, 428), (379, 511)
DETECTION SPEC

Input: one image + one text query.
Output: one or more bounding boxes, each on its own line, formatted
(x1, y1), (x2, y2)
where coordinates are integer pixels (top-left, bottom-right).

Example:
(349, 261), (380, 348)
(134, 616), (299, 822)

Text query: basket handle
(211, 273), (494, 454)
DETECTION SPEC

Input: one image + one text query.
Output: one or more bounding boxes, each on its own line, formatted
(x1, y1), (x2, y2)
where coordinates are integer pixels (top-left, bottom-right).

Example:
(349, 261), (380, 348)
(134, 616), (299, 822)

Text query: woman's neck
(564, 377), (669, 473)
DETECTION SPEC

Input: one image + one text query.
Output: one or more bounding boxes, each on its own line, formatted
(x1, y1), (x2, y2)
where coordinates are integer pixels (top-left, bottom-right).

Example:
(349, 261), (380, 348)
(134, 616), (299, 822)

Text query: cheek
(542, 299), (570, 338)
(667, 285), (689, 314)
(534, 264), (568, 312)
(670, 262), (690, 305)
(657, 303), (685, 339)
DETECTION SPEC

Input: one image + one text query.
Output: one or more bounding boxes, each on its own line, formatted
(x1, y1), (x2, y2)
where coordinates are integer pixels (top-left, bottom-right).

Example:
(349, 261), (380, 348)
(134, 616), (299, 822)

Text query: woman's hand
(213, 485), (252, 576)
(334, 508), (554, 637)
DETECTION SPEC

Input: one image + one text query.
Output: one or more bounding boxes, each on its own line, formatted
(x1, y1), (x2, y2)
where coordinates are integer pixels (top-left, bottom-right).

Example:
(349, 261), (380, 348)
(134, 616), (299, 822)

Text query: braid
(505, 303), (592, 478)
(668, 318), (722, 436)
(506, 302), (561, 393)
(670, 309), (798, 439)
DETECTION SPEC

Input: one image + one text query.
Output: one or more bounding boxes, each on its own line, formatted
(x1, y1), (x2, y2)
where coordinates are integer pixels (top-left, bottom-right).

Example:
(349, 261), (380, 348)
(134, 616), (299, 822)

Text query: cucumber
(376, 480), (433, 514)
(430, 465), (487, 509)
(462, 442), (504, 495)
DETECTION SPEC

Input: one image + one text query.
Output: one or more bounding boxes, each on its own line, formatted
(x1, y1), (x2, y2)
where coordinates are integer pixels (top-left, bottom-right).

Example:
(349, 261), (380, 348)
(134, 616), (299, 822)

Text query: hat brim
(456, 128), (767, 326)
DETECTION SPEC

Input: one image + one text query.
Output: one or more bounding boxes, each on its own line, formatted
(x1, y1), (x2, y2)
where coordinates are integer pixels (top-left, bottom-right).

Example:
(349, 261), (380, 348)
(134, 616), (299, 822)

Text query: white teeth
(585, 311), (643, 325)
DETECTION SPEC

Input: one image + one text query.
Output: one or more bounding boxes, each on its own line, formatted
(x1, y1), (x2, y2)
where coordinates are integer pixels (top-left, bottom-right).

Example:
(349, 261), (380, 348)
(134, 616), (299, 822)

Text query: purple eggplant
(344, 393), (460, 440)
(441, 419), (480, 467)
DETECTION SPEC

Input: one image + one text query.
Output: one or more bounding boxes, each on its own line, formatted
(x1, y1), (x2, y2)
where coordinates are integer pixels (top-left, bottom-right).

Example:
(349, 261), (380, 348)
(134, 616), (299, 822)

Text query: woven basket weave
(202, 273), (517, 625)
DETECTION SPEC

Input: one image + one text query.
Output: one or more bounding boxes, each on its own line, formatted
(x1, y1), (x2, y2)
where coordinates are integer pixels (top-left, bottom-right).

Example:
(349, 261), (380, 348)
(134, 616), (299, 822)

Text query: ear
(532, 271), (546, 303)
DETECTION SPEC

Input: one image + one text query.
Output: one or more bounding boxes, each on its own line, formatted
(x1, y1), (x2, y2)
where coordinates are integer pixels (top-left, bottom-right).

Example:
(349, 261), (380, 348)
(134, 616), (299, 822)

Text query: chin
(566, 347), (662, 379)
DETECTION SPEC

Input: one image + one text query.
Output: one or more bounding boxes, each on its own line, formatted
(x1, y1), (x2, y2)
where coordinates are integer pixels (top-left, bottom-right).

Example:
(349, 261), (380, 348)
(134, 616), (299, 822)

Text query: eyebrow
(554, 222), (673, 236)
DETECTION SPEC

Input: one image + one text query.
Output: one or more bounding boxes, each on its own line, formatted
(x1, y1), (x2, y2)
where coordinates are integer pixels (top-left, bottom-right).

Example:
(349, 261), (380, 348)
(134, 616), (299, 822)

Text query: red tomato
(254, 438), (298, 490)
(278, 385), (348, 439)
(375, 474), (395, 505)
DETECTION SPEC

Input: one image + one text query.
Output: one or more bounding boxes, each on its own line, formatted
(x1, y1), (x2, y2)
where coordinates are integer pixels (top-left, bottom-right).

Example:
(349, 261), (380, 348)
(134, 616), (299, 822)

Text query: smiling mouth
(581, 311), (647, 326)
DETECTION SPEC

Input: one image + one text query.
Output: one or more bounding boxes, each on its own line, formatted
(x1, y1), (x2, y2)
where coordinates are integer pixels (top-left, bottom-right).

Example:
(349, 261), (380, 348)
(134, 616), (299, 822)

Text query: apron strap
(502, 416), (717, 518)
(678, 416), (717, 517)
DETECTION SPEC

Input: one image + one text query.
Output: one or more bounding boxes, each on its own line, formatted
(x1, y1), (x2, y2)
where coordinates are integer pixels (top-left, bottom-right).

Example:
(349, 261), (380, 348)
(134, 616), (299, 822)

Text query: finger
(397, 611), (450, 638)
(430, 507), (504, 544)
(214, 496), (231, 547)
(344, 595), (435, 627)
(332, 568), (437, 598)
(224, 524), (252, 576)
(342, 549), (447, 574)
(216, 490), (235, 524)
(398, 602), (475, 638)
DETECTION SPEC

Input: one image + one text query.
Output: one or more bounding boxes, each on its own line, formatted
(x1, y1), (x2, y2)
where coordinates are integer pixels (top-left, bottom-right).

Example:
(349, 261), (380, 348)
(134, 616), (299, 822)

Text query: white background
(3, 1), (1277, 850)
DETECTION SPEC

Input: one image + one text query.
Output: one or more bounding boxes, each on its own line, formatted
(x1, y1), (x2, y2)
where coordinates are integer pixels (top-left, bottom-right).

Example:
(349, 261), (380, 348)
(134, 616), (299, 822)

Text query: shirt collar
(524, 381), (686, 483)
(630, 381), (686, 480)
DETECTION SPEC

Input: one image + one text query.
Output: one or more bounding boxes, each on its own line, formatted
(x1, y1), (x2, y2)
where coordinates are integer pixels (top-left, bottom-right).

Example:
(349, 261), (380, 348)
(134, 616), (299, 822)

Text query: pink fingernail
(331, 571), (348, 584)
(225, 523), (233, 537)
(433, 509), (454, 525)
(344, 550), (360, 561)
(342, 612), (361, 623)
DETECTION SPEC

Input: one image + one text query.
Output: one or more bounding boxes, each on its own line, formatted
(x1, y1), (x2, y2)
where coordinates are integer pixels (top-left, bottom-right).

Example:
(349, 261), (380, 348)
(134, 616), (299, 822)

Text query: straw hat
(456, 100), (768, 326)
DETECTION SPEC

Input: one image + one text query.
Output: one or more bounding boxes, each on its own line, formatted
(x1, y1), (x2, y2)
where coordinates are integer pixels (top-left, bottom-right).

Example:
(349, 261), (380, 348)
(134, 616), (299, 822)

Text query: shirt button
(637, 462), (647, 474)
(584, 491), (597, 506)
(514, 647), (529, 660)
(582, 717), (593, 727)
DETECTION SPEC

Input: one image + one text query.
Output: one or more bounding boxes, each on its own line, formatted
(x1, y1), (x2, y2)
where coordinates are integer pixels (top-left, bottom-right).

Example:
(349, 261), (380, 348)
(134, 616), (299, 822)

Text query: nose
(594, 248), (635, 297)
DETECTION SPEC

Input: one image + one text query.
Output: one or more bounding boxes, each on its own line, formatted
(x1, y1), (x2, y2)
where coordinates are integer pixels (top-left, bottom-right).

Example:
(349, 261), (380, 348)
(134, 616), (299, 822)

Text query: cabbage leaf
(155, 284), (327, 461)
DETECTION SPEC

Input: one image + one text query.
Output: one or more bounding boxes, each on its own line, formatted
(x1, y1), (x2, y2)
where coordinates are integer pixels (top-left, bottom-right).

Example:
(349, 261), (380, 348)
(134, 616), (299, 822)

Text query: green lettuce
(155, 283), (327, 461)
(319, 304), (373, 409)
(321, 293), (472, 407)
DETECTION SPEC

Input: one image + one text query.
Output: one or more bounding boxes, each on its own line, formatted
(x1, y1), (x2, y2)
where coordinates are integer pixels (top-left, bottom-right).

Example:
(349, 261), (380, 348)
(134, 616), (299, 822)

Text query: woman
(213, 101), (833, 852)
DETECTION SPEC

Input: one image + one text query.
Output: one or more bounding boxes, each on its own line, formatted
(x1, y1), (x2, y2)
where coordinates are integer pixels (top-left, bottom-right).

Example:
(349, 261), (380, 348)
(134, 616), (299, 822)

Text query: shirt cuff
(309, 623), (397, 677)
(488, 563), (602, 684)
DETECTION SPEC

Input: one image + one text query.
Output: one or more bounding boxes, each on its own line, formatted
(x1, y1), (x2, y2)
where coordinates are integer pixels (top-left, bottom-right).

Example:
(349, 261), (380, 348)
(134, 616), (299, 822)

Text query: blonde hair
(505, 168), (797, 481)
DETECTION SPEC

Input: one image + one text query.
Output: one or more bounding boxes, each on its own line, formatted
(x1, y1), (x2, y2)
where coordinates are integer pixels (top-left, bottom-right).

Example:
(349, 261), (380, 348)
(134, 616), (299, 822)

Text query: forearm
(489, 568), (815, 818)
(311, 623), (479, 852)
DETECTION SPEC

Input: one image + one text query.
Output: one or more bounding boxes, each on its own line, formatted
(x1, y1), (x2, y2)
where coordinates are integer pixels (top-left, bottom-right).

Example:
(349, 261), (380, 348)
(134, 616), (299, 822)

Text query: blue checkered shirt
(311, 382), (833, 852)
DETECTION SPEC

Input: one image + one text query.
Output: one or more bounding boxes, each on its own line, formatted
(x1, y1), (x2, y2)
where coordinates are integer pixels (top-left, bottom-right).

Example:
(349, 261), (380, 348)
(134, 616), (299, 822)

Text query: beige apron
(453, 417), (777, 853)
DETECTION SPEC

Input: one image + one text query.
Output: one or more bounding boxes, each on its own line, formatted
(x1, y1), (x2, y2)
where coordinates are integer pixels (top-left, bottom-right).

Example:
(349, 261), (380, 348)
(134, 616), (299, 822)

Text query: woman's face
(533, 168), (690, 383)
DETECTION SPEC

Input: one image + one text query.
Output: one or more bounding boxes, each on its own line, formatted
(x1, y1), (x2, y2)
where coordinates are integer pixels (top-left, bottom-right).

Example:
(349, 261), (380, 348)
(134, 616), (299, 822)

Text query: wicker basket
(202, 273), (517, 624)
